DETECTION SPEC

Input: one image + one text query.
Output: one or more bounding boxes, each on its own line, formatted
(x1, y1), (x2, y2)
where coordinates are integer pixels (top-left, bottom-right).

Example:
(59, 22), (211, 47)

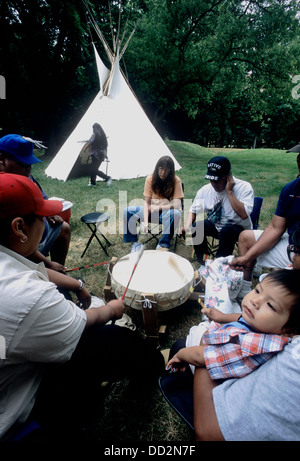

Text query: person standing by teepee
(85, 123), (112, 186)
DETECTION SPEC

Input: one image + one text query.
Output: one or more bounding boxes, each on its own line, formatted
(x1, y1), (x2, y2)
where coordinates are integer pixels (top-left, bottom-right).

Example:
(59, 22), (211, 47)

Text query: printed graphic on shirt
(207, 200), (223, 224)
(207, 199), (235, 227)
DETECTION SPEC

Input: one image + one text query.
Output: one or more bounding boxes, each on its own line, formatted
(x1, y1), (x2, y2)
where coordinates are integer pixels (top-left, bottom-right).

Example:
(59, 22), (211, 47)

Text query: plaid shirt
(202, 318), (290, 380)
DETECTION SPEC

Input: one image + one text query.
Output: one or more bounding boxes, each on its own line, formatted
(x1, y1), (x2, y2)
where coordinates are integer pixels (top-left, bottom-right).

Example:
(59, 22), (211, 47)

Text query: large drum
(111, 250), (194, 311)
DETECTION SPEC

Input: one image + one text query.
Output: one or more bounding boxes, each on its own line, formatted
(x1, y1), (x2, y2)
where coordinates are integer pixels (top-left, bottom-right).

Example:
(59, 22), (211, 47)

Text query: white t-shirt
(0, 246), (86, 437)
(190, 176), (254, 231)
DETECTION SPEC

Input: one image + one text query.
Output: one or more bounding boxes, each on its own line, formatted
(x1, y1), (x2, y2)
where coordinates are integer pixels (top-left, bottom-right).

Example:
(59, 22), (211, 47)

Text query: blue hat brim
(11, 152), (41, 164)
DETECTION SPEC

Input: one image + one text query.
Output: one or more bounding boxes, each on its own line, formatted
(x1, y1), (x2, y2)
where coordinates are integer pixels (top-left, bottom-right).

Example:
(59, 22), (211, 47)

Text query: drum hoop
(111, 250), (194, 311)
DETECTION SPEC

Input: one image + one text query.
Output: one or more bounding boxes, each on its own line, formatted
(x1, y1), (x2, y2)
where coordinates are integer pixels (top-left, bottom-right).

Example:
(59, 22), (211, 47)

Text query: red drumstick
(66, 256), (129, 272)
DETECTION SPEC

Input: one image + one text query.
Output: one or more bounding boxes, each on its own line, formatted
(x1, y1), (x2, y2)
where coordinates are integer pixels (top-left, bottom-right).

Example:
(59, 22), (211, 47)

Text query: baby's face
(242, 279), (293, 335)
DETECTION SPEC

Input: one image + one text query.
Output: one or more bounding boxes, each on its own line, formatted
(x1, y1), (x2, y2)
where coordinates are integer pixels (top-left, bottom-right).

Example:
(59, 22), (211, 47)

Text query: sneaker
(156, 244), (169, 251)
(131, 242), (142, 253)
(88, 182), (97, 187)
(106, 177), (112, 186)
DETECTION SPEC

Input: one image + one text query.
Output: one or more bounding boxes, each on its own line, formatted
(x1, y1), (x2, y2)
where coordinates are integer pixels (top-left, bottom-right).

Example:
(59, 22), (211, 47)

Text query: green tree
(0, 0), (144, 148)
(127, 0), (300, 146)
(0, 0), (299, 149)
(0, 0), (96, 146)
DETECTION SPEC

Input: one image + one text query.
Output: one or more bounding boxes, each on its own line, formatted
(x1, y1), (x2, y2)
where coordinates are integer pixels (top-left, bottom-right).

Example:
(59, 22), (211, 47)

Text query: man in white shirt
(183, 156), (254, 263)
(0, 173), (165, 440)
(0, 245), (87, 439)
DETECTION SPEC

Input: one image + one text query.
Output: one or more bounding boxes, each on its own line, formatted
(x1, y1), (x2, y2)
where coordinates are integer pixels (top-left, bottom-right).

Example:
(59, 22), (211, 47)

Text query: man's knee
(237, 230), (255, 255)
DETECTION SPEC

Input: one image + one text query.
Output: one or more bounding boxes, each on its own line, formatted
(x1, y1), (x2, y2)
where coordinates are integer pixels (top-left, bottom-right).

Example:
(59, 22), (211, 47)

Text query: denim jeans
(123, 206), (181, 248)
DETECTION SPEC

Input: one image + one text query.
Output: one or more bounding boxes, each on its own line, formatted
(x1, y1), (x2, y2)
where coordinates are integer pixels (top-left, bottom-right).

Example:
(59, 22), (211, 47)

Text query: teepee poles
(83, 0), (114, 63)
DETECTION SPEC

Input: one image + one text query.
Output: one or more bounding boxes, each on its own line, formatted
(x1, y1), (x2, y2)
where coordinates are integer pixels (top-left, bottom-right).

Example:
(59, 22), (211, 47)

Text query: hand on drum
(107, 298), (125, 320)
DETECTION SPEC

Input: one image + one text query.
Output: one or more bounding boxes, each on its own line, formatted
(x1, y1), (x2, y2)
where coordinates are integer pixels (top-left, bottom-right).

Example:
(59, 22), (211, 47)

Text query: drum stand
(104, 257), (165, 346)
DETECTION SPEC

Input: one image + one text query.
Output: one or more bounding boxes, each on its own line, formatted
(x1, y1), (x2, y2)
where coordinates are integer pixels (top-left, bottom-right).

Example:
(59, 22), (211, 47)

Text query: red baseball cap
(0, 172), (63, 218)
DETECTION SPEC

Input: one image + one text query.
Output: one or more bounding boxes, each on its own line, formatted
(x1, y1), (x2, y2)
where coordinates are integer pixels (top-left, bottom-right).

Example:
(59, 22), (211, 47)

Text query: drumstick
(65, 256), (129, 272)
(168, 254), (189, 284)
(121, 245), (145, 300)
(169, 254), (200, 297)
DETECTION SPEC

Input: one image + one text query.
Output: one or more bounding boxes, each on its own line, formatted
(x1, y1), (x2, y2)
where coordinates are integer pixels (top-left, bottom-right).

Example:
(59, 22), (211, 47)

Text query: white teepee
(45, 13), (180, 182)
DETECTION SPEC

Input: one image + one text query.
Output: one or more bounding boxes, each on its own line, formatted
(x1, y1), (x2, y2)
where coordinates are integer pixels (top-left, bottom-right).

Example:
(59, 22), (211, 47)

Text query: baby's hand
(166, 355), (187, 373)
(202, 306), (225, 322)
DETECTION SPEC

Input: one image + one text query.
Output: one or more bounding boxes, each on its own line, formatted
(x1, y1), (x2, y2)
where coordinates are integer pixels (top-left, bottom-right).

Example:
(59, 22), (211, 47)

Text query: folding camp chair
(144, 183), (184, 251)
(206, 196), (263, 258)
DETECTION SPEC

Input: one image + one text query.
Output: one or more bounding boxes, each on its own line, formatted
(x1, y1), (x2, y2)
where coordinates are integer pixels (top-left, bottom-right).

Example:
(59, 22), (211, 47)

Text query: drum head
(111, 250), (194, 311)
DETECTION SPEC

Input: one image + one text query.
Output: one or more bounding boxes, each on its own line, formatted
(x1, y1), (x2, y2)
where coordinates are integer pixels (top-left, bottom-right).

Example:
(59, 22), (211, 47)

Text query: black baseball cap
(205, 156), (231, 181)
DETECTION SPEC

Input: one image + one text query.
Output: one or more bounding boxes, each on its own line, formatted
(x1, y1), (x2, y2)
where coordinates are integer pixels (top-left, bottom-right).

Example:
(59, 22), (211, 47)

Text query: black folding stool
(80, 212), (112, 257)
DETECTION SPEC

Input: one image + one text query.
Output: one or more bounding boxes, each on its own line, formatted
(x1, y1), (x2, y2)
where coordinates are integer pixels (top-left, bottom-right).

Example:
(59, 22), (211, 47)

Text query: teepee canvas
(45, 14), (180, 182)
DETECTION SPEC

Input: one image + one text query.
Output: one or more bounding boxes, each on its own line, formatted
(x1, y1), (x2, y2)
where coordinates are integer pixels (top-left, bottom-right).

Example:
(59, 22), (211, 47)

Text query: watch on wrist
(77, 279), (84, 291)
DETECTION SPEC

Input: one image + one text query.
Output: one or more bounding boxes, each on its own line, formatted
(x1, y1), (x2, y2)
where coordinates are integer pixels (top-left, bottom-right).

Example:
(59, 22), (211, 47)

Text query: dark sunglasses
(287, 244), (300, 262)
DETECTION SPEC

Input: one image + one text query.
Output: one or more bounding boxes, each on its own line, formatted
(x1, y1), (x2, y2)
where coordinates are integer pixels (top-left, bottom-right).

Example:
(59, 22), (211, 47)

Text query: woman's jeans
(123, 206), (181, 248)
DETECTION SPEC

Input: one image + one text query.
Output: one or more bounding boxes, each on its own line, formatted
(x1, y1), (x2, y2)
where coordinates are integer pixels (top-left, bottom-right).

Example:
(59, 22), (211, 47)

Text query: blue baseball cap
(0, 134), (42, 164)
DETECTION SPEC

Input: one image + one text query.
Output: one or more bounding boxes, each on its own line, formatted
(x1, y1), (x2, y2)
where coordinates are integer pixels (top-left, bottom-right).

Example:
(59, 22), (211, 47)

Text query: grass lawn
(32, 141), (298, 441)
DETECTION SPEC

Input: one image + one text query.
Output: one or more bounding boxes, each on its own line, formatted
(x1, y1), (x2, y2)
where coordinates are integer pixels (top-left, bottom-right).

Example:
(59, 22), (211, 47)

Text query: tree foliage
(0, 0), (299, 149)
(127, 0), (300, 147)
(0, 1), (95, 146)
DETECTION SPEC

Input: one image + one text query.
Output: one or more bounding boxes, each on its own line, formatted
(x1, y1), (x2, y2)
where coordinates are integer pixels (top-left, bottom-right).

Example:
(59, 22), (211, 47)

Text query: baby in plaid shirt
(167, 269), (300, 380)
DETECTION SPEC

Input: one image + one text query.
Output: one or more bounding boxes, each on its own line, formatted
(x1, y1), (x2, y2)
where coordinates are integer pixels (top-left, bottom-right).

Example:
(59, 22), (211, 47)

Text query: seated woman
(123, 156), (184, 251)
(0, 173), (164, 440)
